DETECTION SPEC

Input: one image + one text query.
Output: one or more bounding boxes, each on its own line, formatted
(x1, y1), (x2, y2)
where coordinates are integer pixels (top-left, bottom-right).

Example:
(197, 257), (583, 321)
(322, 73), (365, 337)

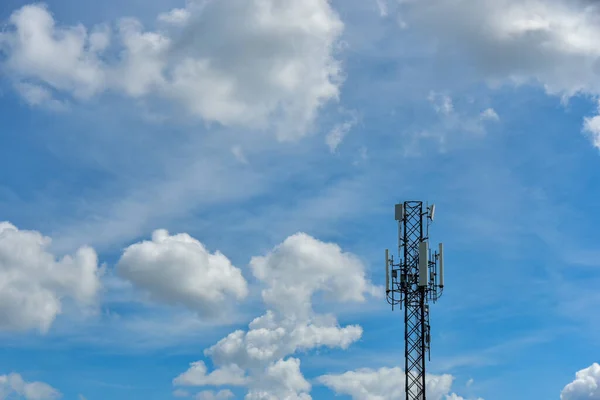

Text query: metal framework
(386, 201), (444, 400)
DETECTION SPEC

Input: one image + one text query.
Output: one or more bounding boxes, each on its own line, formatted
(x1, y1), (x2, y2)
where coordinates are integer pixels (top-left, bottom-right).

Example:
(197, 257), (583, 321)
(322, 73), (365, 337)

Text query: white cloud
(0, 222), (102, 333)
(196, 389), (234, 400)
(428, 92), (454, 116)
(1, 4), (106, 98)
(88, 24), (111, 54)
(249, 233), (380, 318)
(158, 8), (191, 26)
(445, 395), (472, 400)
(325, 111), (359, 152)
(404, 0), (600, 96)
(245, 358), (311, 400)
(0, 373), (60, 400)
(404, 92), (495, 155)
(561, 363), (600, 400)
(353, 146), (369, 166)
(159, 0), (345, 140)
(13, 82), (68, 111)
(583, 100), (600, 149)
(318, 367), (470, 400)
(1, 1), (345, 139)
(113, 18), (169, 98)
(398, 0), (600, 148)
(480, 108), (500, 121)
(231, 145), (248, 164)
(174, 233), (379, 398)
(375, 0), (389, 17)
(203, 311), (363, 372)
(117, 229), (248, 316)
(173, 389), (190, 398)
(173, 362), (248, 387)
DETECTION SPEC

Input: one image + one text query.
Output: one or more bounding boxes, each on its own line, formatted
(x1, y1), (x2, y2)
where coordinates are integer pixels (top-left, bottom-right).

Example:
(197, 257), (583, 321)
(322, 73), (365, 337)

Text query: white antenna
(395, 203), (404, 221)
(385, 249), (390, 292)
(438, 243), (444, 288)
(429, 204), (436, 221)
(418, 241), (429, 287)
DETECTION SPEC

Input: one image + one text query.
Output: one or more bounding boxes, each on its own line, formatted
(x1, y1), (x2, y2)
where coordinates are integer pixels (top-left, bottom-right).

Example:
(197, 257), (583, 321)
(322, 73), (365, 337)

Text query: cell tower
(385, 201), (444, 400)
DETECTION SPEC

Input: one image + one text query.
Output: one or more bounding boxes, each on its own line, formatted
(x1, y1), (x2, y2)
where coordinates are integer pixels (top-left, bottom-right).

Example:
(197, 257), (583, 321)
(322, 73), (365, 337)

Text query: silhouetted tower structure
(385, 201), (444, 400)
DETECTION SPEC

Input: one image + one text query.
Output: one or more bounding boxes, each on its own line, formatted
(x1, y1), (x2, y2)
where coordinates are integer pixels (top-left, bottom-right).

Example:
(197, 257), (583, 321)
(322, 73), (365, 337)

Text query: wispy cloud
(325, 110), (359, 152)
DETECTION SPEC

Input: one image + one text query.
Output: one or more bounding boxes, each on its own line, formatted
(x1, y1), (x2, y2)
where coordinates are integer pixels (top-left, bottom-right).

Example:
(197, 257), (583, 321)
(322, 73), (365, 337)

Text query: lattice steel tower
(385, 201), (444, 400)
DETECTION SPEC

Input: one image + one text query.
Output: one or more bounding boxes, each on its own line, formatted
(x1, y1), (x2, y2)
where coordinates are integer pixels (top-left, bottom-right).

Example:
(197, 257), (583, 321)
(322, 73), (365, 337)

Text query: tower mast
(386, 201), (444, 400)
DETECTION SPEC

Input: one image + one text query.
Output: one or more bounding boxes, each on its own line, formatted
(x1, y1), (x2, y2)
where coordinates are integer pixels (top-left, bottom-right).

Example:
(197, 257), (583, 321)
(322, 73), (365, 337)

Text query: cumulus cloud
(0, 373), (60, 400)
(583, 100), (600, 149)
(561, 363), (600, 400)
(117, 229), (248, 316)
(445, 395), (471, 400)
(318, 367), (458, 400)
(398, 0), (600, 148)
(245, 358), (311, 400)
(173, 361), (248, 387)
(0, 4), (107, 98)
(203, 311), (363, 374)
(250, 233), (380, 318)
(0, 222), (102, 333)
(404, 0), (600, 95)
(0, 1), (344, 139)
(196, 389), (235, 400)
(173, 389), (190, 397)
(174, 233), (379, 398)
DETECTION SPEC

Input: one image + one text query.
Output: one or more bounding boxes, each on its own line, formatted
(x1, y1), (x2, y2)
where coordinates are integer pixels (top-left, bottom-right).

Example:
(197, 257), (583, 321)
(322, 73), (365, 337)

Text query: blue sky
(0, 0), (600, 399)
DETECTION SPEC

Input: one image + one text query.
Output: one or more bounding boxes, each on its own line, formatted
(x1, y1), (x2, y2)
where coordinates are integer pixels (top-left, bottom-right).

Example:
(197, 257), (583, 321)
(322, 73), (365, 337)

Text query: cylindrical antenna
(385, 248), (390, 292)
(438, 243), (444, 288)
(418, 241), (429, 287)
